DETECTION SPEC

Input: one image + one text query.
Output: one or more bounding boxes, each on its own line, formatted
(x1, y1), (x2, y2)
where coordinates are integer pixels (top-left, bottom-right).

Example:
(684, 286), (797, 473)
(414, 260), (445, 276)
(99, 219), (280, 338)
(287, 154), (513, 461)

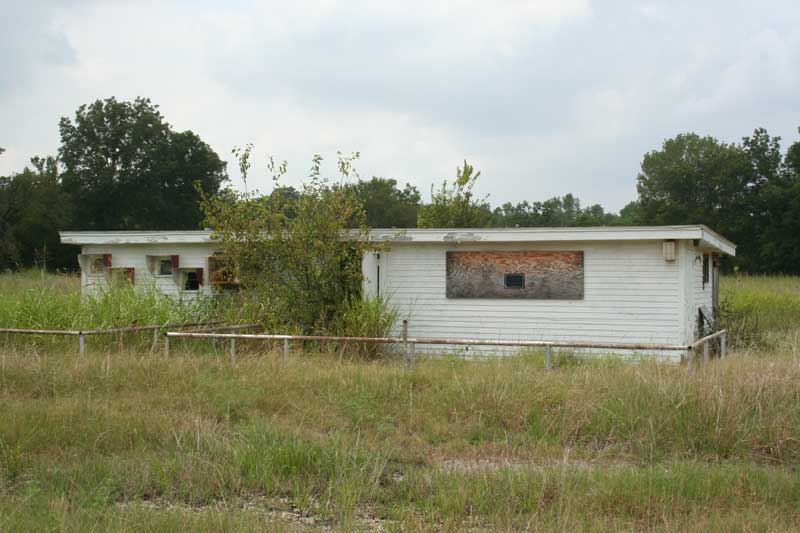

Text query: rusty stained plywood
(446, 251), (584, 299)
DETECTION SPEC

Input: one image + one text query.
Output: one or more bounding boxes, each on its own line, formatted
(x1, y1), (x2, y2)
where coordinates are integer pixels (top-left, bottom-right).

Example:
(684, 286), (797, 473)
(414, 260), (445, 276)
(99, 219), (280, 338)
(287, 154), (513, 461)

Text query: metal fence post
(230, 337), (237, 361)
(720, 331), (727, 358)
(402, 320), (409, 365)
(164, 334), (170, 357)
(545, 345), (552, 370)
(283, 338), (289, 361)
(79, 334), (86, 355)
(151, 327), (159, 352)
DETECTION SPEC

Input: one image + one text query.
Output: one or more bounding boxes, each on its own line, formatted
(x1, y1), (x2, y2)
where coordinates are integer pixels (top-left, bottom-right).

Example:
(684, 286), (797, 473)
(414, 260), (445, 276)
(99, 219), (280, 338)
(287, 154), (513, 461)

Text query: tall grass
(720, 275), (800, 351)
(1, 351), (800, 529)
(0, 270), (215, 352)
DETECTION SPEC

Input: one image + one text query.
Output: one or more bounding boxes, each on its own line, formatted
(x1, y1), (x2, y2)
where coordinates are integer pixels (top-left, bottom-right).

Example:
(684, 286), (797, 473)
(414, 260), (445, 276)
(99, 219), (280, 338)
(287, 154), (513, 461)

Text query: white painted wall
(366, 240), (688, 359)
(79, 243), (220, 300)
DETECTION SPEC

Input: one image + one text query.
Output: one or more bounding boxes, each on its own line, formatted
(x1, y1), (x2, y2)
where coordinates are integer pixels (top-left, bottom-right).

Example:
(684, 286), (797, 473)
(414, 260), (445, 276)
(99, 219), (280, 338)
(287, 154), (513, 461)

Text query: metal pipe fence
(1, 319), (727, 369)
(0, 321), (222, 354)
(164, 320), (728, 370)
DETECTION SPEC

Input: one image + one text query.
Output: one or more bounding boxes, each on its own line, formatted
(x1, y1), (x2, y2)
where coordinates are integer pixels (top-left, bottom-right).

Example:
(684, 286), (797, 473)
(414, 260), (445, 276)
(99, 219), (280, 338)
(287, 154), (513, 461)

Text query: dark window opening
(702, 254), (710, 288)
(184, 271), (200, 291)
(504, 273), (525, 289)
(159, 259), (173, 276)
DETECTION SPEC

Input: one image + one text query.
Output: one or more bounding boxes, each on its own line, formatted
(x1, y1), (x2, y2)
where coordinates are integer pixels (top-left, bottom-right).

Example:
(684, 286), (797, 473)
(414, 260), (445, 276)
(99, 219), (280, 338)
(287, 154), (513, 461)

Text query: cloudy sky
(1, 0), (798, 211)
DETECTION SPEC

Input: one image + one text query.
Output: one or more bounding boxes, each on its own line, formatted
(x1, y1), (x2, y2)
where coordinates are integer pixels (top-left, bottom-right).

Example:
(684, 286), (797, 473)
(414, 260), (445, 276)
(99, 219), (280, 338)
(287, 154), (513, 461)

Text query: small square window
(158, 259), (173, 276)
(504, 273), (525, 289)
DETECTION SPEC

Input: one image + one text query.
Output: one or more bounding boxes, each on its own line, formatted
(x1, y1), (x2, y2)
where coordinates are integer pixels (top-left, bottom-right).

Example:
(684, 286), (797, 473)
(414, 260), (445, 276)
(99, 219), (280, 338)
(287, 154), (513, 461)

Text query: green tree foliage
(59, 97), (227, 230)
(492, 194), (619, 227)
(201, 151), (370, 332)
(0, 157), (74, 270)
(633, 128), (800, 273)
(344, 177), (421, 228)
(418, 160), (492, 228)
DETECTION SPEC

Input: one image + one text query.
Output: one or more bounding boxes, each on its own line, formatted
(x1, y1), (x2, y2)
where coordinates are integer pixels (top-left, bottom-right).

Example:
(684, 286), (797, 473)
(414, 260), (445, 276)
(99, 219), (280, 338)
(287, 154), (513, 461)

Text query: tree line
(2, 96), (799, 273)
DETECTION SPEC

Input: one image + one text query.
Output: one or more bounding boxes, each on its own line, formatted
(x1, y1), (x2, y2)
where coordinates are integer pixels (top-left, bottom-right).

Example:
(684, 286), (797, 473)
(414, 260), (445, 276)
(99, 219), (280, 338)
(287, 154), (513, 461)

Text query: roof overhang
(366, 225), (736, 256)
(59, 231), (214, 245)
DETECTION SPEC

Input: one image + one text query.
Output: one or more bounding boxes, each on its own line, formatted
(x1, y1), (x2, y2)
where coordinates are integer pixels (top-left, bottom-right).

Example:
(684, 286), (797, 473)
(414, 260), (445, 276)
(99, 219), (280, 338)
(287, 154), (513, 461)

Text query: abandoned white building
(59, 231), (224, 299)
(60, 225), (735, 358)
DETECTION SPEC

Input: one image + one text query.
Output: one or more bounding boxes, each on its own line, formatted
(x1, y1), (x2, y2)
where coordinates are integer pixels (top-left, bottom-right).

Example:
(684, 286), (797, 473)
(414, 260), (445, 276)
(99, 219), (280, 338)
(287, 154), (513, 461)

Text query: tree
(201, 151), (369, 332)
(417, 160), (491, 228)
(345, 177), (421, 228)
(633, 128), (800, 273)
(59, 97), (227, 231)
(0, 157), (74, 270)
(491, 194), (620, 227)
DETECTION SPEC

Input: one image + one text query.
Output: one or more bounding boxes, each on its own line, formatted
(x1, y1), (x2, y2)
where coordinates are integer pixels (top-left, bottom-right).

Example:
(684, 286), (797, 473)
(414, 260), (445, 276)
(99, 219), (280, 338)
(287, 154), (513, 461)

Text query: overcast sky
(1, 0), (798, 211)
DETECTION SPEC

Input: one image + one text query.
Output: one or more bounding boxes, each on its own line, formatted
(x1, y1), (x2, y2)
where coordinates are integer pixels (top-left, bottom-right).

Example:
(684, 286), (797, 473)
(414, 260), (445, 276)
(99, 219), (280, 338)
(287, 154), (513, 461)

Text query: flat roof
(367, 225), (735, 256)
(60, 225), (735, 256)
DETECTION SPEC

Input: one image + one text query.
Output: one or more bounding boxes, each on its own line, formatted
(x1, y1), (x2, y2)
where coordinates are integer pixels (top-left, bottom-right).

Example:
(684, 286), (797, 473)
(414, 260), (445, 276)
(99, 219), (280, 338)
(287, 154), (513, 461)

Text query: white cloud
(1, 0), (799, 212)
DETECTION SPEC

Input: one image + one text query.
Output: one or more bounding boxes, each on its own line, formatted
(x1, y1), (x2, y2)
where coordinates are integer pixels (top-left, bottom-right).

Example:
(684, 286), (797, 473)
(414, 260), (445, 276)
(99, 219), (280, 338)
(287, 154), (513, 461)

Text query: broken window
(184, 271), (200, 291)
(504, 273), (525, 289)
(158, 259), (173, 276)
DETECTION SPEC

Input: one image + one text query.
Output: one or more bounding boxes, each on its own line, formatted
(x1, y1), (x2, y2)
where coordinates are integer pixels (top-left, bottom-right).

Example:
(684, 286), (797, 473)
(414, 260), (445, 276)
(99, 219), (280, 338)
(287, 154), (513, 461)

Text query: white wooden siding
(373, 241), (684, 359)
(80, 243), (220, 300)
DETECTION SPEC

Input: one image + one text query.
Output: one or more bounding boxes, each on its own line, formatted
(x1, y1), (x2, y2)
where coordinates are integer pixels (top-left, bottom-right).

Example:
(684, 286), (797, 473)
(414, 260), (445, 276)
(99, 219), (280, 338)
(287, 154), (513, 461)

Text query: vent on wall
(662, 240), (676, 261)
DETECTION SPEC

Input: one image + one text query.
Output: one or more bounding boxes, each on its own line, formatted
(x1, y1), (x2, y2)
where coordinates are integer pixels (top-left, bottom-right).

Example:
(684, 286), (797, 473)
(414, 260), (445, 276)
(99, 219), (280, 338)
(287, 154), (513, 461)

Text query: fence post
(151, 327), (159, 352)
(402, 320), (410, 365)
(545, 345), (552, 370)
(164, 334), (170, 357)
(720, 331), (727, 358)
(703, 340), (710, 363)
(283, 338), (289, 361)
(79, 334), (86, 355)
(230, 337), (237, 361)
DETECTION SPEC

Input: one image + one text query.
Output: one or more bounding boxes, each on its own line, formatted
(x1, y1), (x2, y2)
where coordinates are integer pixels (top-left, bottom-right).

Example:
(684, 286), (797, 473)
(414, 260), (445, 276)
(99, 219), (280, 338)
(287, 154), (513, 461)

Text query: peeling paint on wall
(446, 251), (584, 299)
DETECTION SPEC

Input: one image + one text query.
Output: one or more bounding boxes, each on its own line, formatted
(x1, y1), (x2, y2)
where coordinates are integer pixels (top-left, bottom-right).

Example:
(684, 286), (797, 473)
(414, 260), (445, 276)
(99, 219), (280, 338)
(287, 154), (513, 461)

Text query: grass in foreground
(1, 349), (799, 531)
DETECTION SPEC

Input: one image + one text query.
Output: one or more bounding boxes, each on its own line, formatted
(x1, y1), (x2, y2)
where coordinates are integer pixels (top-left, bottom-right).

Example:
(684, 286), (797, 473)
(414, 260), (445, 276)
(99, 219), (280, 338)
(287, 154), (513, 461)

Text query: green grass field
(1, 272), (799, 531)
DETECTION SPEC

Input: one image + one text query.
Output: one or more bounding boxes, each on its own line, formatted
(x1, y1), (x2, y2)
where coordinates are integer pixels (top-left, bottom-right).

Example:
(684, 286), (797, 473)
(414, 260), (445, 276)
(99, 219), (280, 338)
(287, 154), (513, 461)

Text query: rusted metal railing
(164, 322), (728, 370)
(0, 320), (222, 354)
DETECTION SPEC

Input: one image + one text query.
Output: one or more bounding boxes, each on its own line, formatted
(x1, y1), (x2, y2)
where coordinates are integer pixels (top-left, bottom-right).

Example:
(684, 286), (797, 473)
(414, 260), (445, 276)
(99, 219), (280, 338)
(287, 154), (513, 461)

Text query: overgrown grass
(720, 274), (800, 351)
(2, 350), (800, 530)
(0, 270), (216, 352)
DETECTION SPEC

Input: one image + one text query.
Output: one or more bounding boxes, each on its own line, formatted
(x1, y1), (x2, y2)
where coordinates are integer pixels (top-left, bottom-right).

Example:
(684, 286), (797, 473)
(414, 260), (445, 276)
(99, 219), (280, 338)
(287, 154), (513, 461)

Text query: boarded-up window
(446, 251), (584, 299)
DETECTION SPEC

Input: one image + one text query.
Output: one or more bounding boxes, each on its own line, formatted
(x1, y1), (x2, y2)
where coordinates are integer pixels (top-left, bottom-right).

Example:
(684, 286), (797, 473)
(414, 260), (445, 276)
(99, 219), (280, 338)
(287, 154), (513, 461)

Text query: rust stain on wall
(446, 251), (584, 299)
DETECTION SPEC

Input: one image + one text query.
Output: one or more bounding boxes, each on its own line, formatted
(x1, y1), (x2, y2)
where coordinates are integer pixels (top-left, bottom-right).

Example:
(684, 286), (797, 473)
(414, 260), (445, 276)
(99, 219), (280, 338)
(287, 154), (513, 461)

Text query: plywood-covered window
(446, 251), (584, 299)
